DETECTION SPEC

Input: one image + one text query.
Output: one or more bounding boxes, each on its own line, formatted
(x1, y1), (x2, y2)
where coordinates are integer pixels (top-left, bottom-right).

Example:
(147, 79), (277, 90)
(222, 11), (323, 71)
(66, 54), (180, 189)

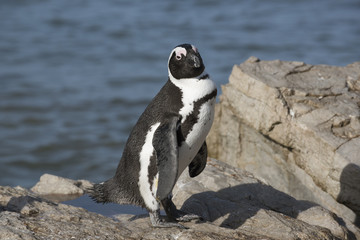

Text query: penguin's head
(168, 43), (205, 80)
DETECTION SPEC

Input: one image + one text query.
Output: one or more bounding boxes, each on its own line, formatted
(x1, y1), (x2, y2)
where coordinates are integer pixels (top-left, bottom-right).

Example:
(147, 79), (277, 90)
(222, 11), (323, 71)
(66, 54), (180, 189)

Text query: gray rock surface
(1, 159), (359, 239)
(207, 57), (360, 228)
(0, 186), (133, 240)
(31, 173), (92, 201)
(173, 158), (359, 240)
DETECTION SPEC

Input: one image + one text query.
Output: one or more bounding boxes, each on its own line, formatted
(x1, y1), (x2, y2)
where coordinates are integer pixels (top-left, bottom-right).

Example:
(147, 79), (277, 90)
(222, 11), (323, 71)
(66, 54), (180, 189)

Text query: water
(1, 0), (360, 189)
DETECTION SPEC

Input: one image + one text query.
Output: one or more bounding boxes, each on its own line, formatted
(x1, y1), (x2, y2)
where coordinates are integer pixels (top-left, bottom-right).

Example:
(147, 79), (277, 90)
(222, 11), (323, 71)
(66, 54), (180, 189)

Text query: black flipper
(152, 114), (181, 201)
(188, 141), (207, 178)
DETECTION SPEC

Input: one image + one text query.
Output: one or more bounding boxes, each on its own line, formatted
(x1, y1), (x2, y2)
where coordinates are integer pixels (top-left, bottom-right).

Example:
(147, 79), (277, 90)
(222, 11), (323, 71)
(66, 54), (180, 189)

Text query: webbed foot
(149, 210), (188, 229)
(161, 196), (204, 223)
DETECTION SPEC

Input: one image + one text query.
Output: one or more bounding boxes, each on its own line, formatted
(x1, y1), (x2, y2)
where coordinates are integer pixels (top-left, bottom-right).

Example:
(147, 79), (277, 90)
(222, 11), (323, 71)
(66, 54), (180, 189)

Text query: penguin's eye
(173, 47), (186, 61)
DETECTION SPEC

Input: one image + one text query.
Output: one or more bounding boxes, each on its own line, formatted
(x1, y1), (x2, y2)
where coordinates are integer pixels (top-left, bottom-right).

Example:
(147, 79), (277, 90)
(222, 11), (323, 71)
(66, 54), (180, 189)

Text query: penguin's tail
(87, 178), (135, 205)
(87, 182), (110, 204)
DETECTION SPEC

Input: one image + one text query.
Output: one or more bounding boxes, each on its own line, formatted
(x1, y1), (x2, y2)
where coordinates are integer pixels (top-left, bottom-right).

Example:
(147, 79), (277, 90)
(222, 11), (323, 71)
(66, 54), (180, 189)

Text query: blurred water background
(1, 0), (360, 188)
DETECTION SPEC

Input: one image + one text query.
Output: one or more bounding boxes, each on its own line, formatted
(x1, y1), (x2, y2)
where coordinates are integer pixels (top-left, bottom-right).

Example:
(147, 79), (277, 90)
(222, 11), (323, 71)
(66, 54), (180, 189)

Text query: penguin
(88, 43), (217, 228)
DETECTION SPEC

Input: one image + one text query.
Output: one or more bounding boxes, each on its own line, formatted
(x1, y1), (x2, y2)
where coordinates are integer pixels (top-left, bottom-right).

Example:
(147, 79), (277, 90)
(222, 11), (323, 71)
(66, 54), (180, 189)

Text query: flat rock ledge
(207, 57), (360, 229)
(1, 159), (359, 240)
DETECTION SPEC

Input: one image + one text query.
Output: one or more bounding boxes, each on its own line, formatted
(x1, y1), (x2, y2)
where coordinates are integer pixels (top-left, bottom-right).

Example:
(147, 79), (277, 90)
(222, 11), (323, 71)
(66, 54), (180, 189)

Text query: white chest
(169, 74), (217, 178)
(177, 96), (216, 177)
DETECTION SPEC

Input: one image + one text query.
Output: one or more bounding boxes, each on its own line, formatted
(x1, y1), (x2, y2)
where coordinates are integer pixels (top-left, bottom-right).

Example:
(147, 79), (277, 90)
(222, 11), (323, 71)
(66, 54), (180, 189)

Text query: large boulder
(173, 158), (359, 240)
(207, 57), (360, 227)
(1, 159), (359, 239)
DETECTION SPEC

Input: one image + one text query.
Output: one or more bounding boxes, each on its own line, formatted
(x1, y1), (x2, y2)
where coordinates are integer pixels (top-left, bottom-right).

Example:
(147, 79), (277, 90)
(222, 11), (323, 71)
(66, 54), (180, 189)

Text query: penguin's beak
(191, 54), (201, 68)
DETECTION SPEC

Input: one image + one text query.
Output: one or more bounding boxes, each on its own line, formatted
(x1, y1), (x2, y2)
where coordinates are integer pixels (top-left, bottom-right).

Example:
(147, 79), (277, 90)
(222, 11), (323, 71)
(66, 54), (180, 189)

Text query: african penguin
(88, 43), (217, 228)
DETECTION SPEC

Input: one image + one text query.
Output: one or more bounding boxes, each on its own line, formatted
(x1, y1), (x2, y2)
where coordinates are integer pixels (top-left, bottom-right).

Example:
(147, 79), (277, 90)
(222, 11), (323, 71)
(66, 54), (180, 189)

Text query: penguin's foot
(149, 210), (188, 229)
(161, 197), (204, 223)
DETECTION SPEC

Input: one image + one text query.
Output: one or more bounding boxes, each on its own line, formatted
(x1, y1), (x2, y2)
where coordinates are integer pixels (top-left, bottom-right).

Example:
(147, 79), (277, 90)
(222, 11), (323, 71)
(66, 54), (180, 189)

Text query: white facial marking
(175, 47), (187, 59)
(191, 45), (197, 53)
(168, 47), (187, 64)
(138, 122), (161, 211)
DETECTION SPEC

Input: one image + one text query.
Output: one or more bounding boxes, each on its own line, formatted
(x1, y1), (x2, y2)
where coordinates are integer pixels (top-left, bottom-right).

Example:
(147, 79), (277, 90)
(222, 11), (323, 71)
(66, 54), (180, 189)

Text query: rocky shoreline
(1, 58), (360, 239)
(2, 158), (359, 240)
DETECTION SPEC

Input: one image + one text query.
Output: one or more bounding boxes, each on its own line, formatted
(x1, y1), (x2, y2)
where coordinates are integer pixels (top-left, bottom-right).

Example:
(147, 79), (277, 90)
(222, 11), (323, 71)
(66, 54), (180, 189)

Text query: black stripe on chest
(181, 89), (217, 140)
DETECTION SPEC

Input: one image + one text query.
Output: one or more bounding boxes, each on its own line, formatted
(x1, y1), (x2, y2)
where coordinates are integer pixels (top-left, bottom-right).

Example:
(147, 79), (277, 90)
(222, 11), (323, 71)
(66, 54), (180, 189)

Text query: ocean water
(1, 0), (360, 189)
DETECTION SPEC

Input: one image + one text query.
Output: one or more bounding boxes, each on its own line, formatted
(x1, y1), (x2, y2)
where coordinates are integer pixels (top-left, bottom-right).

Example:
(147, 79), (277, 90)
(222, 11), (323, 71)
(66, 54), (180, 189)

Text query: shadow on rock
(4, 195), (55, 217)
(337, 163), (360, 227)
(180, 183), (317, 229)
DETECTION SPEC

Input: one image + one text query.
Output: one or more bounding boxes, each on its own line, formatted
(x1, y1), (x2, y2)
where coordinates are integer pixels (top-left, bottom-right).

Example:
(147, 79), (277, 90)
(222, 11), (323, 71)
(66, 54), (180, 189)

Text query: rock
(1, 159), (357, 239)
(207, 58), (360, 228)
(31, 173), (92, 201)
(173, 158), (359, 240)
(114, 214), (273, 240)
(0, 186), (134, 240)
(0, 179), (270, 240)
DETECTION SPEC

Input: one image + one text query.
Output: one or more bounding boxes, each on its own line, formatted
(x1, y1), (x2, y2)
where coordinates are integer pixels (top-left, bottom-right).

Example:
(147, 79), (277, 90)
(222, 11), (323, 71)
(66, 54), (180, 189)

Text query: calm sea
(1, 0), (360, 189)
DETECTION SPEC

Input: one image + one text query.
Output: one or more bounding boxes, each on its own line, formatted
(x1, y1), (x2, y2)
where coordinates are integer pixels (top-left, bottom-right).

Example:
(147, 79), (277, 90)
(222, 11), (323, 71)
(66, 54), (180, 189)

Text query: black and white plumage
(88, 43), (217, 228)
